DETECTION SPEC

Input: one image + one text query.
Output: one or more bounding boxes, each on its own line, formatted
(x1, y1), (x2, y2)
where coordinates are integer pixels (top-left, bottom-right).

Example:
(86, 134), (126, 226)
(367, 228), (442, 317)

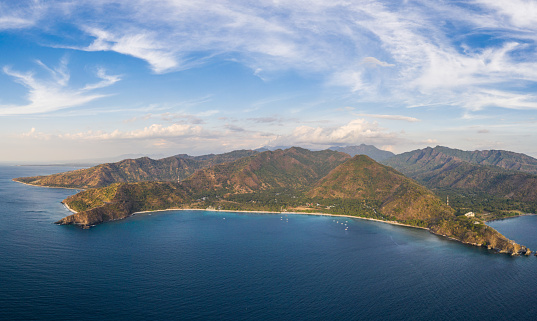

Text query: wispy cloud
(354, 113), (420, 122)
(362, 57), (395, 68)
(0, 1), (46, 30)
(0, 59), (120, 115)
(475, 0), (537, 29)
(269, 118), (398, 147)
(60, 123), (203, 140)
(82, 27), (180, 73)
(5, 0), (537, 112)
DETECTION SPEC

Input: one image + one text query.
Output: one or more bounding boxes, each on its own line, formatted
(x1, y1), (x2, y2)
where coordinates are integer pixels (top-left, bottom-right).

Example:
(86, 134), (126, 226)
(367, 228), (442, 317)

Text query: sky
(1, 0), (537, 163)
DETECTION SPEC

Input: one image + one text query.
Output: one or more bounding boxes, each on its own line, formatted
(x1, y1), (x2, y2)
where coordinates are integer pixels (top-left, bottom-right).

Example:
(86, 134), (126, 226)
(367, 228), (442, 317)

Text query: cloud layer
(3, 1), (537, 112)
(0, 58), (120, 115)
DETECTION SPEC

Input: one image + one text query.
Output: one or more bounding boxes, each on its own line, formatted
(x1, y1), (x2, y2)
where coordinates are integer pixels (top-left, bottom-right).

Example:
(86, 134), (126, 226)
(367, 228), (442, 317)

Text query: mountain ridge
(329, 144), (395, 162)
(51, 148), (528, 255)
(382, 146), (537, 216)
(14, 150), (258, 189)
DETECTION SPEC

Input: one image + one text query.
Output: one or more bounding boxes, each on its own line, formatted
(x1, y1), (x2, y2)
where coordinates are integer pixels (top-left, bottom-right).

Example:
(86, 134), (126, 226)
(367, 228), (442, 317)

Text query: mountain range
(382, 146), (537, 215)
(15, 145), (395, 189)
(329, 144), (395, 161)
(14, 144), (537, 255)
(15, 150), (257, 188)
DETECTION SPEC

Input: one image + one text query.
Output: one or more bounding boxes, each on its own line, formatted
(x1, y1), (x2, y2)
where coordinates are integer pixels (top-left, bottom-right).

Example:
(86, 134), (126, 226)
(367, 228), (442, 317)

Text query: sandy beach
(132, 207), (429, 230)
(62, 202), (78, 214)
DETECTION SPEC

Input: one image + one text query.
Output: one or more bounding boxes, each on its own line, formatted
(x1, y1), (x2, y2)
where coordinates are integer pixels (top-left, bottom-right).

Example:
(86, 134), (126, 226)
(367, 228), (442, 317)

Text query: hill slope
(14, 150), (258, 188)
(403, 146), (537, 175)
(309, 155), (453, 223)
(183, 147), (351, 194)
(55, 149), (527, 255)
(57, 148), (351, 226)
(383, 146), (537, 215)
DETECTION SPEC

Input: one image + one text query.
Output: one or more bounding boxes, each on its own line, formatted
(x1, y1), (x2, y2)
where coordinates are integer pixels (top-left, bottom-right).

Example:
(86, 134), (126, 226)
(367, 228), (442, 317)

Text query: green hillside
(309, 155), (453, 223)
(55, 149), (527, 255)
(14, 150), (258, 188)
(383, 146), (537, 216)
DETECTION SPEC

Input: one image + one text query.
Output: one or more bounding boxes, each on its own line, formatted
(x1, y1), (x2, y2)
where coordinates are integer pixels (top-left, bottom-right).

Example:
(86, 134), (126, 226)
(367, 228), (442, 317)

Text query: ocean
(1, 165), (536, 320)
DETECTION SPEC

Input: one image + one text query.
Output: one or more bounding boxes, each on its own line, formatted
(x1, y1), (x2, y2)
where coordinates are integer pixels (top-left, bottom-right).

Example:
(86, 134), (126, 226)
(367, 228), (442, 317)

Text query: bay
(1, 166), (536, 320)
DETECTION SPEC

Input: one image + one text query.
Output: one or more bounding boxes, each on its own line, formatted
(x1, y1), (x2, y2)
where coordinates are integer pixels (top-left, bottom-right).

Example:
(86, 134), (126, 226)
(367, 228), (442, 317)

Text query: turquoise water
(1, 166), (536, 320)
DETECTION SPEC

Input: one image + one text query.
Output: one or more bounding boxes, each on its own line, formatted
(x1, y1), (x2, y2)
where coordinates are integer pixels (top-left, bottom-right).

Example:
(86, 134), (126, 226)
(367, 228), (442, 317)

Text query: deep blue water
(1, 166), (536, 321)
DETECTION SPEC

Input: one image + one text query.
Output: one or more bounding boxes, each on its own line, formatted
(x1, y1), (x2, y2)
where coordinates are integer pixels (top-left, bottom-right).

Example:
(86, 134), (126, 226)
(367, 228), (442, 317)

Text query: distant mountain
(183, 147), (351, 193)
(329, 144), (395, 162)
(383, 146), (537, 214)
(428, 146), (537, 175)
(15, 150), (258, 189)
(53, 148), (527, 255)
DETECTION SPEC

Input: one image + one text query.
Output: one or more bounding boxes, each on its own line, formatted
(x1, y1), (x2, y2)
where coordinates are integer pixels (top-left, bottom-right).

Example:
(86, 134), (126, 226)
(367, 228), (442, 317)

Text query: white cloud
(422, 138), (438, 144)
(0, 16), (34, 29)
(475, 0), (537, 29)
(83, 27), (180, 73)
(5, 0), (537, 112)
(270, 118), (398, 147)
(0, 1), (46, 30)
(354, 113), (420, 122)
(462, 89), (537, 111)
(0, 60), (120, 115)
(60, 123), (203, 140)
(362, 57), (395, 67)
(19, 127), (51, 140)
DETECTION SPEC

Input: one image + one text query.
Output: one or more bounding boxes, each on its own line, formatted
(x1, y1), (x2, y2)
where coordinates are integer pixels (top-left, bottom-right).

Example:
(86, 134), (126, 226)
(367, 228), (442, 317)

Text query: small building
(464, 212), (475, 217)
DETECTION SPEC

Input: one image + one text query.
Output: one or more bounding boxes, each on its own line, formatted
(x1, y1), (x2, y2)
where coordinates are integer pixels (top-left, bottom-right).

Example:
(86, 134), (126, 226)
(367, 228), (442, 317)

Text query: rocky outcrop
(429, 217), (529, 256)
(56, 202), (133, 229)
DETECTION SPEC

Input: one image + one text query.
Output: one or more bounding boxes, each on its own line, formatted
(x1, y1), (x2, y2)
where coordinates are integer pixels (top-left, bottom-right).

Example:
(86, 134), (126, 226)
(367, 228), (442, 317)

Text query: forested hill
(14, 150), (258, 189)
(308, 155), (453, 222)
(182, 147), (351, 193)
(55, 149), (528, 255)
(382, 146), (537, 215)
(390, 146), (537, 175)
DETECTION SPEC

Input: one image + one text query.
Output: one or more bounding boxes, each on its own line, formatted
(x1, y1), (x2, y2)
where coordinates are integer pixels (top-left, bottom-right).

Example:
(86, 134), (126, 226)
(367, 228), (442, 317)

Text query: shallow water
(1, 166), (536, 320)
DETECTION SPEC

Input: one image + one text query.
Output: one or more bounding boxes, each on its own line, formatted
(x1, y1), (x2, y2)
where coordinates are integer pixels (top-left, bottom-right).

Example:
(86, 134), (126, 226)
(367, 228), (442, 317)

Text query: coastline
(131, 207), (429, 231)
(12, 179), (84, 191)
(129, 208), (528, 255)
(62, 202), (78, 214)
(483, 213), (536, 223)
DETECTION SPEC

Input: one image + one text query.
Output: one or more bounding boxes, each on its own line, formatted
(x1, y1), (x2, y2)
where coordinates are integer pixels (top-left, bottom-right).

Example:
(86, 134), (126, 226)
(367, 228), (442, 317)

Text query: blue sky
(1, 0), (537, 162)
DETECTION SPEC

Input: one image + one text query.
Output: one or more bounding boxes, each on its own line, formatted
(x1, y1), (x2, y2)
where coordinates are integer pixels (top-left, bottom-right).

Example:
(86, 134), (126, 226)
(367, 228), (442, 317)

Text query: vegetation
(383, 146), (537, 219)
(23, 147), (530, 255)
(14, 150), (258, 188)
(429, 216), (528, 254)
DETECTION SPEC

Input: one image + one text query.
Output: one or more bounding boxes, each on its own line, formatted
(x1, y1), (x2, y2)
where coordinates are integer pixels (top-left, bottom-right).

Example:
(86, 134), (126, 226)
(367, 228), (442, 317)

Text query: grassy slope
(383, 147), (537, 215)
(57, 151), (529, 255)
(309, 155), (453, 223)
(14, 150), (258, 189)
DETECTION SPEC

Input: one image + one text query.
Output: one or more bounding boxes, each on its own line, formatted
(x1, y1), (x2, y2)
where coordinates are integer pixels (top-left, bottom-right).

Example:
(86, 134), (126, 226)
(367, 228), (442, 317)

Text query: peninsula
(15, 147), (532, 256)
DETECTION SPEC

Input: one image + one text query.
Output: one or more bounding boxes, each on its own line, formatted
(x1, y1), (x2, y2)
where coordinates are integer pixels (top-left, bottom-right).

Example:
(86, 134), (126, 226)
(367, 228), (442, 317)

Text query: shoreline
(62, 202), (78, 214)
(12, 179), (84, 191)
(131, 207), (429, 231)
(484, 213), (536, 223)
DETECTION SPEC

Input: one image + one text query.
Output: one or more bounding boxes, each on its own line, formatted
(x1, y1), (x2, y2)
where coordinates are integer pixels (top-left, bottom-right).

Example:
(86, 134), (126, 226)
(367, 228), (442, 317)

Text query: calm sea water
(1, 165), (536, 321)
